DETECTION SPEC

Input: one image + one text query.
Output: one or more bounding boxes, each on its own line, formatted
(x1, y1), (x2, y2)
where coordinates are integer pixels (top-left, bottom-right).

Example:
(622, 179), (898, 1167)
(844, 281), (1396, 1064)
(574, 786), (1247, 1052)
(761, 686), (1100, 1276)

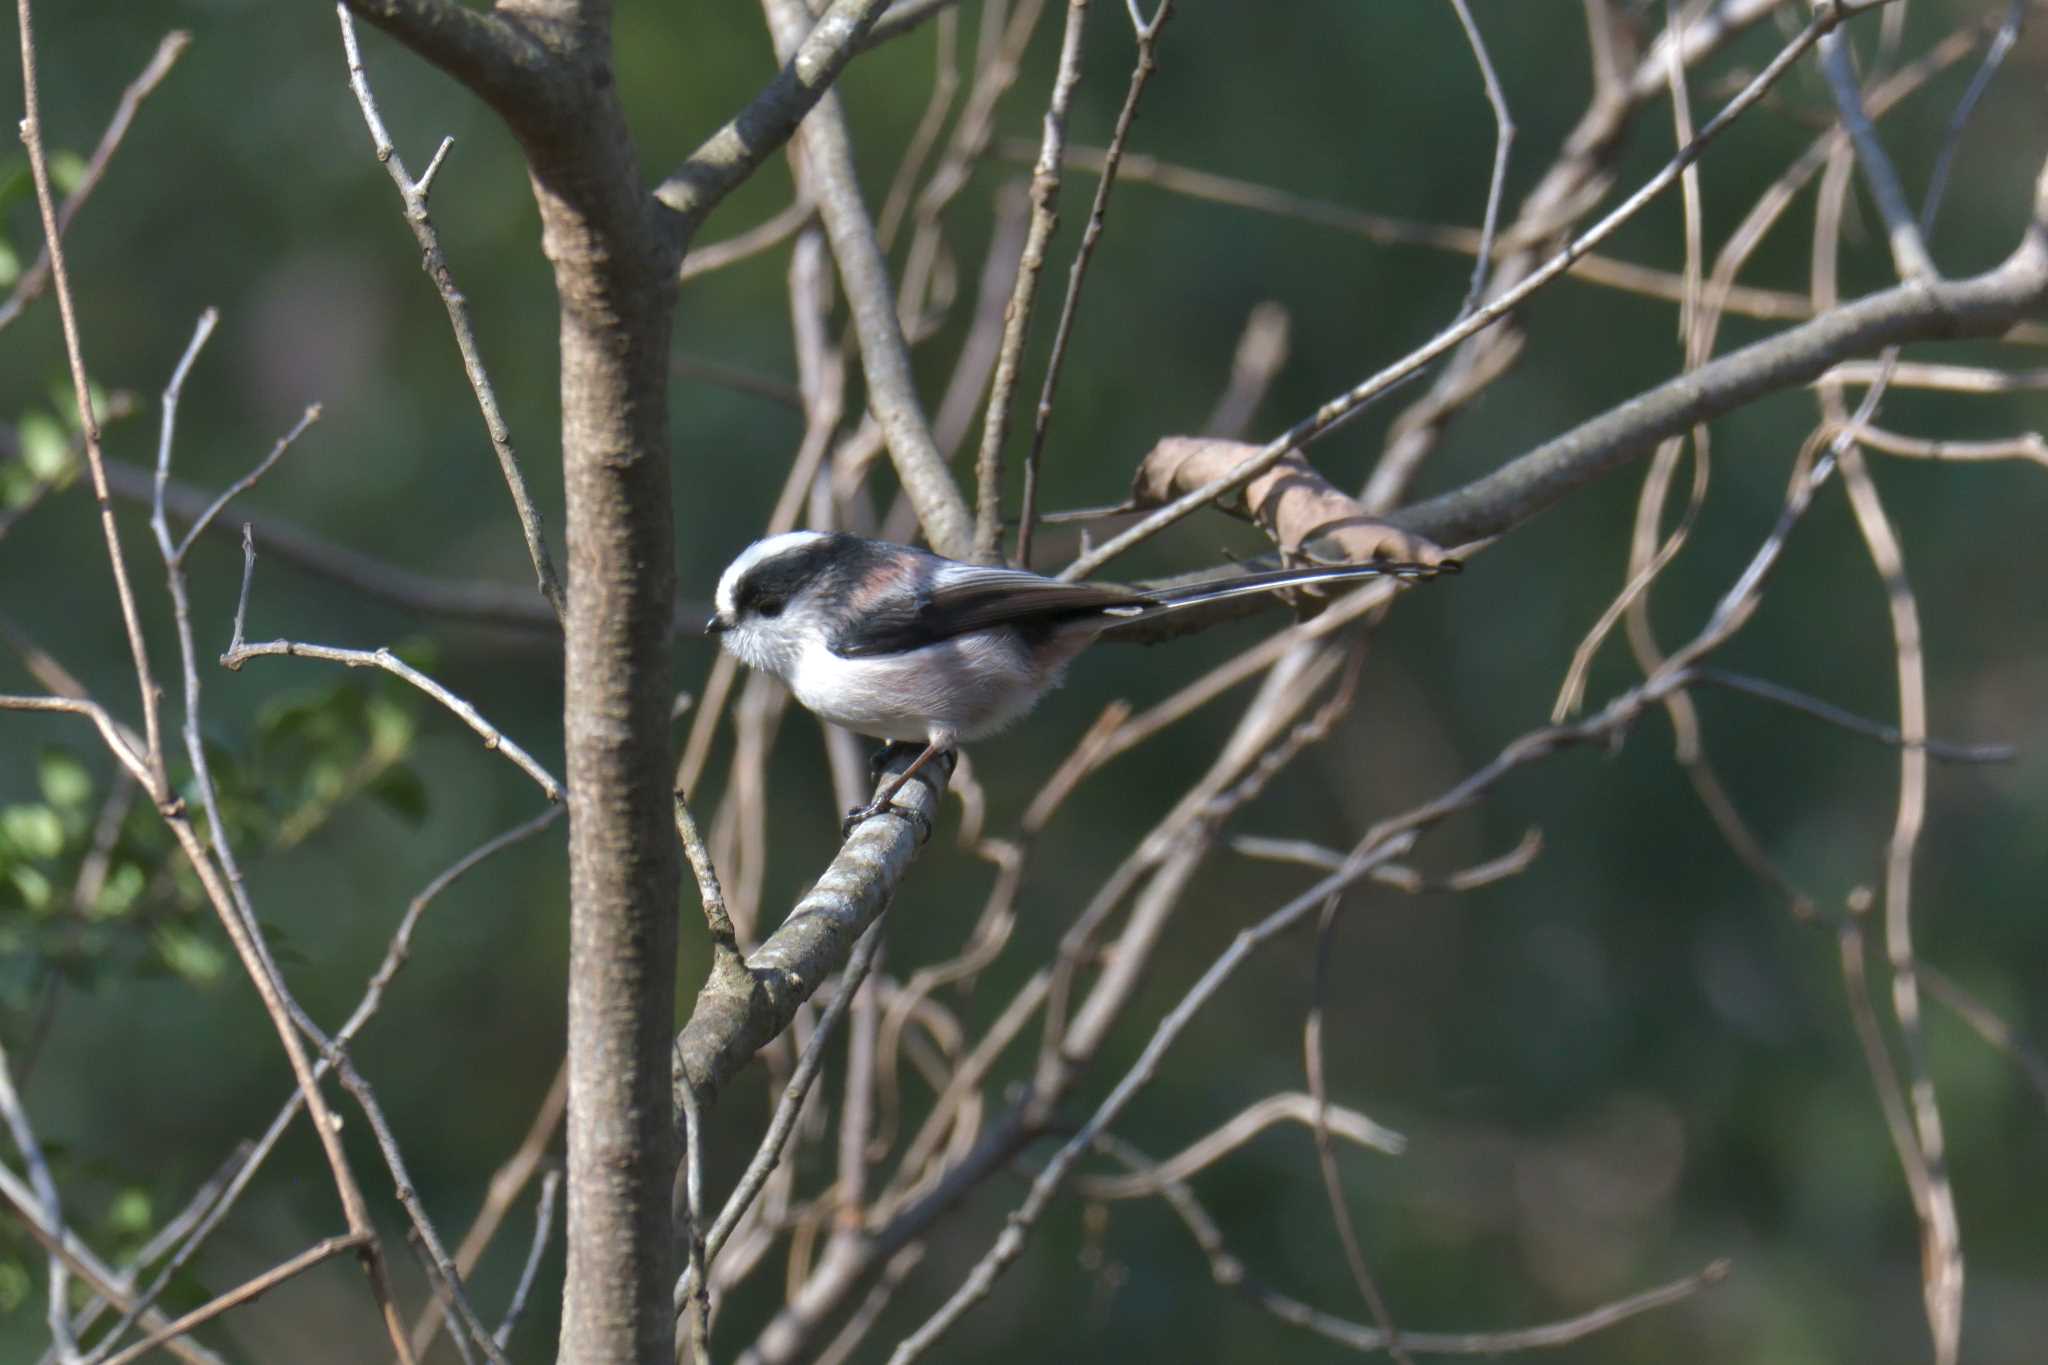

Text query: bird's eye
(756, 596), (784, 618)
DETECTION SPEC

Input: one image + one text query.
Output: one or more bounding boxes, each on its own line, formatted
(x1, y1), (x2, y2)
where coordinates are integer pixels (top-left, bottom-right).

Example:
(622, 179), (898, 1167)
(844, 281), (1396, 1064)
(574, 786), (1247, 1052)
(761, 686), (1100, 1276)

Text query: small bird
(705, 531), (1455, 834)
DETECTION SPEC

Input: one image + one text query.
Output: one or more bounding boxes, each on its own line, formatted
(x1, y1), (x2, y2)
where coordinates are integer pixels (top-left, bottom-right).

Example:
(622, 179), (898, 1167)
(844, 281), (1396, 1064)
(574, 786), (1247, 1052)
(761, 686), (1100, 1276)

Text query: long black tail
(1133, 557), (1459, 616)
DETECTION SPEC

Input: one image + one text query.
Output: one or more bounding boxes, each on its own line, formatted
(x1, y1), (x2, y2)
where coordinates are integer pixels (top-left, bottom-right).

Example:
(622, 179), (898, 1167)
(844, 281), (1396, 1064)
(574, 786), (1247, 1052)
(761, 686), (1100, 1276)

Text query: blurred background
(1, 0), (2044, 1360)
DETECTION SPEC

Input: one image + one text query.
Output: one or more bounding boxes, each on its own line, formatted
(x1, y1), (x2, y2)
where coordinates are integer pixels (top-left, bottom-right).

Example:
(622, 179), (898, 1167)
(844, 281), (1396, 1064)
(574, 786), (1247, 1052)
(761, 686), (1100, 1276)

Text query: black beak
(704, 614), (727, 636)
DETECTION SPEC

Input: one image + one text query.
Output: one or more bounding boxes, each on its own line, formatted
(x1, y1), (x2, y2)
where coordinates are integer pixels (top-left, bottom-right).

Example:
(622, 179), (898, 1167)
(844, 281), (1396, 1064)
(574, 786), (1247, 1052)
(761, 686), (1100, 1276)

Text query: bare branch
(104, 459), (622, 636)
(0, 1045), (75, 1362)
(1922, 965), (2048, 1112)
(1096, 1135), (1727, 1355)
(339, 0), (539, 111)
(1064, 0), (1928, 579)
(679, 195), (817, 283)
(492, 1169), (560, 1351)
(887, 832), (1420, 1363)
(1037, 143), (1819, 322)
(0, 1160), (222, 1365)
(0, 30), (187, 334)
(1445, 0), (1513, 312)
(760, 0), (975, 557)
(340, 8), (566, 621)
(95, 1235), (372, 1365)
(1389, 248), (2048, 548)
(659, 0), (896, 233)
(1015, 0), (1173, 565)
(677, 792), (748, 991)
(1306, 897), (1408, 1361)
(16, 0), (169, 783)
(674, 747), (951, 1107)
(675, 917), (889, 1318)
(971, 0), (1090, 562)
(411, 1059), (571, 1360)
(1816, 17), (1937, 280)
(1075, 1092), (1403, 1200)
(223, 531), (562, 800)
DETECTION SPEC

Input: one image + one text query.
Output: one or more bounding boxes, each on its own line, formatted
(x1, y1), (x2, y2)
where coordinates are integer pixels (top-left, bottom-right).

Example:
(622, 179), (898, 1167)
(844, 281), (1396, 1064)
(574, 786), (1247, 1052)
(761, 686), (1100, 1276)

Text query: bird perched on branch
(705, 531), (1456, 836)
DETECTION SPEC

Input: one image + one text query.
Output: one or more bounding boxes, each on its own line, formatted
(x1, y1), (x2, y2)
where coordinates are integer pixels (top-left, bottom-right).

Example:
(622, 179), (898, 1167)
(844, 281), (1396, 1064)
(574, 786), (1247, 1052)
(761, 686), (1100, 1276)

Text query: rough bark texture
(492, 13), (685, 1363)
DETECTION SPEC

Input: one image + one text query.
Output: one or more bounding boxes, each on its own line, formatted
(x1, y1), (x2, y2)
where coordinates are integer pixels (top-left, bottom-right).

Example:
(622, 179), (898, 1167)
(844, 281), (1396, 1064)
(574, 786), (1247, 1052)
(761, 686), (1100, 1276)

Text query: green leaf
(17, 410), (72, 484)
(0, 805), (64, 860)
(0, 1259), (29, 1313)
(7, 865), (52, 912)
(257, 683), (365, 750)
(0, 239), (18, 289)
(367, 764), (429, 824)
(154, 926), (226, 986)
(105, 1187), (152, 1236)
(37, 751), (92, 810)
(48, 150), (88, 196)
(365, 694), (417, 756)
(0, 155), (27, 210)
(89, 863), (145, 920)
(0, 460), (35, 508)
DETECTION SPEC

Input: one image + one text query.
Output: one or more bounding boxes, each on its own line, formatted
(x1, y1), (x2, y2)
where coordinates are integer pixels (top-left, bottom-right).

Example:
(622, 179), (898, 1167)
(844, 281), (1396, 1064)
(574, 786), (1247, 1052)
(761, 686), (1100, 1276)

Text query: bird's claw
(844, 747), (956, 843)
(841, 797), (932, 843)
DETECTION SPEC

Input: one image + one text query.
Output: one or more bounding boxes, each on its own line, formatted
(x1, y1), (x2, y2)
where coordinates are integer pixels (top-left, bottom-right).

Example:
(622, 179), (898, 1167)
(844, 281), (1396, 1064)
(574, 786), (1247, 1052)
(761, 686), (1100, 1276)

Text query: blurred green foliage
(0, 2), (2043, 1362)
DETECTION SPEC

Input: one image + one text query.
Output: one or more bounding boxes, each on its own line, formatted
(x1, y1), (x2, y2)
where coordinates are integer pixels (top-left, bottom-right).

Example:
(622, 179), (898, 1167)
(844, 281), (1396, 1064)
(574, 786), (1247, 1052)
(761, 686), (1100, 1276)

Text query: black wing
(830, 565), (1150, 658)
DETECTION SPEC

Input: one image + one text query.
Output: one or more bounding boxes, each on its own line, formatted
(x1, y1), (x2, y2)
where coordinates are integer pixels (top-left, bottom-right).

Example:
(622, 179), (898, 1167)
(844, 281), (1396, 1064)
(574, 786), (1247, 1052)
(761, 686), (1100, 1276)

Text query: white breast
(789, 628), (1063, 744)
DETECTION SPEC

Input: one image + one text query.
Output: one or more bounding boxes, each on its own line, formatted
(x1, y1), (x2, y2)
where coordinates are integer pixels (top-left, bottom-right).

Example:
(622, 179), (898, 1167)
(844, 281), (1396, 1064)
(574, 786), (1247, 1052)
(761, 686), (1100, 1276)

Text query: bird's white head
(704, 531), (847, 678)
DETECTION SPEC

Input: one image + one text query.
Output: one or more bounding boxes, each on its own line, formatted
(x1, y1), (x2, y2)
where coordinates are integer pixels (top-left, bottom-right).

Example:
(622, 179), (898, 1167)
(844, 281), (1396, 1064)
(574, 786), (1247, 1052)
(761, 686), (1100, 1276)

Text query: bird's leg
(866, 739), (920, 785)
(842, 741), (956, 839)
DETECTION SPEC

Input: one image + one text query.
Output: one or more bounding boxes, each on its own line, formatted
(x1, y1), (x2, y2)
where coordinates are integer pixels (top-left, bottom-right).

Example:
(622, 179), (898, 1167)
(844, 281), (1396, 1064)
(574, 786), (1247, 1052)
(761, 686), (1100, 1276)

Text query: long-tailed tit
(705, 532), (1455, 833)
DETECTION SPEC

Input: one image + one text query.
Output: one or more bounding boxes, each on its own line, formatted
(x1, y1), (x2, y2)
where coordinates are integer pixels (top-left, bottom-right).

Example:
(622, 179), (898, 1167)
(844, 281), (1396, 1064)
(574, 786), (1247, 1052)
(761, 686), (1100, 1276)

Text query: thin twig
(1922, 965), (2048, 1112)
(224, 530), (561, 800)
(492, 1170), (560, 1351)
(1036, 142), (1819, 322)
(1015, 0), (1172, 565)
(1816, 13), (1937, 281)
(95, 1234), (372, 1365)
(679, 195), (817, 282)
(1074, 1091), (1403, 1200)
(143, 310), (420, 1363)
(1445, 0), (1513, 313)
(0, 1044), (75, 1362)
(1811, 137), (1963, 1365)
(760, 0), (975, 557)
(676, 917), (890, 1312)
(17, 0), (168, 784)
(888, 832), (1421, 1363)
(1061, 0), (1906, 580)
(173, 405), (322, 561)
(0, 29), (188, 334)
(677, 791), (747, 989)
(678, 1080), (711, 1364)
(1096, 1134), (1727, 1355)
(338, 7), (565, 620)
(1688, 668), (2011, 762)
(50, 1145), (247, 1365)
(410, 1058), (571, 1360)
(0, 1160), (222, 1365)
(1921, 0), (2024, 232)
(970, 0), (1090, 562)
(1305, 896), (1410, 1363)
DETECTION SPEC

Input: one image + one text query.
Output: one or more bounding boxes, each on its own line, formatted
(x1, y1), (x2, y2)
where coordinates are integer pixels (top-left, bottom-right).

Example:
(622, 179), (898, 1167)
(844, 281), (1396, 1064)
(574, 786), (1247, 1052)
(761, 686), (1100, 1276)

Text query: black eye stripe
(734, 542), (835, 613)
(733, 533), (910, 617)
